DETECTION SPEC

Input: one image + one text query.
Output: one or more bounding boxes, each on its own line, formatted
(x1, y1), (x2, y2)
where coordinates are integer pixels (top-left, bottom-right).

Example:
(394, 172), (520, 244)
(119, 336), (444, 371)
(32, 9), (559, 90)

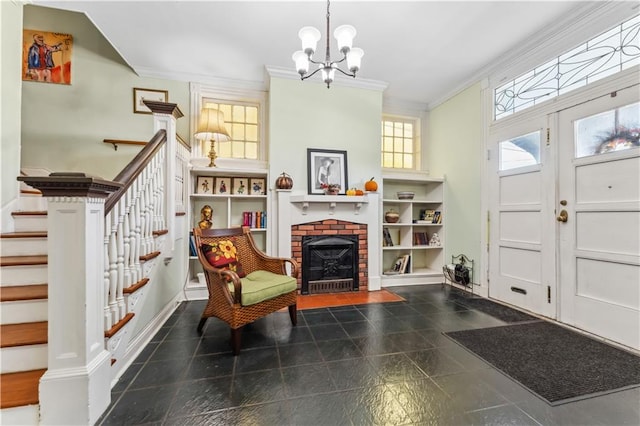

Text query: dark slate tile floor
(99, 285), (640, 425)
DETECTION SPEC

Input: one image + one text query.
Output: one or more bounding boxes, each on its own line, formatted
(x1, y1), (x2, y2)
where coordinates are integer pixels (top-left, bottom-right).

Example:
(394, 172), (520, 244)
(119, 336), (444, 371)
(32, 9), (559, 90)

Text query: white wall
(268, 77), (383, 193)
(1, 1), (23, 208)
(427, 83), (483, 279)
(21, 5), (190, 181)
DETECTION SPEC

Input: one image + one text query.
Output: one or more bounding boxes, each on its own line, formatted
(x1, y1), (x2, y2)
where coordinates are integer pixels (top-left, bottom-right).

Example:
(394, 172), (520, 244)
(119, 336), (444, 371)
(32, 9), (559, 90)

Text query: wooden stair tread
(0, 369), (47, 409)
(0, 322), (48, 348)
(11, 211), (47, 216)
(0, 284), (48, 302)
(20, 189), (42, 195)
(0, 255), (48, 267)
(0, 231), (47, 239)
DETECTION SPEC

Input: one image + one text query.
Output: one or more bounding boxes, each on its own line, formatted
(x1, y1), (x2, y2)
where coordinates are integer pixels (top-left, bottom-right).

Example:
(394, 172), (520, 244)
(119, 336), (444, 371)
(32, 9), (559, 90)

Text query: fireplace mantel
(289, 194), (369, 215)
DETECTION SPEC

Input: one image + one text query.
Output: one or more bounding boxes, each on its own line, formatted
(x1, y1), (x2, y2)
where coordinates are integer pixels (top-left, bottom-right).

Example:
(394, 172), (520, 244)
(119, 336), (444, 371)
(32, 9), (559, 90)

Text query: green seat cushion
(227, 270), (297, 306)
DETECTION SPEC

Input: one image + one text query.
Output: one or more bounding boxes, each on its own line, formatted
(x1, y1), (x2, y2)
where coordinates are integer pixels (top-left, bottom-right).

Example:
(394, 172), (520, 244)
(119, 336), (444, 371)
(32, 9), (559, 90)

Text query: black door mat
(445, 321), (640, 405)
(447, 289), (538, 323)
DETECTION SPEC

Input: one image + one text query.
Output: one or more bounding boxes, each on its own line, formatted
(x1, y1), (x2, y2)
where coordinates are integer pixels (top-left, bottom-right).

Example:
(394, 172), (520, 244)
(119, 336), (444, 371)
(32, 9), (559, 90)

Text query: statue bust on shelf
(198, 205), (213, 229)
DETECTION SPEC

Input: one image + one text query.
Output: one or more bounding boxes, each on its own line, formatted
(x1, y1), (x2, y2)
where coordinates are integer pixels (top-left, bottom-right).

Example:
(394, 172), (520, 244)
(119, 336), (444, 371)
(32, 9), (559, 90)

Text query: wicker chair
(193, 226), (299, 355)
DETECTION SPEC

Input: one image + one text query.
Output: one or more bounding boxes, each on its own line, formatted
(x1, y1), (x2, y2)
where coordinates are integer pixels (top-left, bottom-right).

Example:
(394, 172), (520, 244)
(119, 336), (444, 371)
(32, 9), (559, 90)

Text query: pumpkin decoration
(364, 177), (378, 192)
(346, 188), (357, 196)
(355, 189), (364, 196)
(275, 172), (293, 190)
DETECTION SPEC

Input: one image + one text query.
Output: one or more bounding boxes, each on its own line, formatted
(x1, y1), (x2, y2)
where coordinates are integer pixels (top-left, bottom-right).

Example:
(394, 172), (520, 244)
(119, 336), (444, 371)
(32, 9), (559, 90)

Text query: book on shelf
(401, 254), (411, 274)
(432, 211), (442, 224)
(413, 231), (429, 246)
(382, 227), (394, 247)
(188, 232), (197, 256)
(419, 209), (441, 224)
(242, 211), (267, 229)
(384, 254), (412, 275)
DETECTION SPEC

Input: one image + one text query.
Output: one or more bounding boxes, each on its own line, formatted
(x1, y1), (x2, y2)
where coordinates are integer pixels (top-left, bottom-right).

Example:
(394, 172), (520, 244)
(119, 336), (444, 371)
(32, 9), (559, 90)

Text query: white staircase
(0, 201), (49, 425)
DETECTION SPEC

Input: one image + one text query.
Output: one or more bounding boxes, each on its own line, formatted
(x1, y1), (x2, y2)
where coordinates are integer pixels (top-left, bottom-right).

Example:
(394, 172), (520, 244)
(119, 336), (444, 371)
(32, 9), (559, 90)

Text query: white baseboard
(110, 292), (183, 388)
(0, 404), (40, 425)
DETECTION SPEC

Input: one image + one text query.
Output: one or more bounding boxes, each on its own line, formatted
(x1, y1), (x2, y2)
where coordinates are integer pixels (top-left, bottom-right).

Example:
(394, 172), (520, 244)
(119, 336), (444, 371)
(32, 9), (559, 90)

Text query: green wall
(1, 2), (23, 208)
(268, 77), (383, 192)
(21, 5), (190, 181)
(427, 83), (483, 280)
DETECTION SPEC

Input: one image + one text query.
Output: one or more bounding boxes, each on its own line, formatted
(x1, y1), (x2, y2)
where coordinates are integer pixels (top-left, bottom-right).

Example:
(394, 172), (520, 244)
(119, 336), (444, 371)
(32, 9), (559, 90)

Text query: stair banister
(17, 101), (184, 424)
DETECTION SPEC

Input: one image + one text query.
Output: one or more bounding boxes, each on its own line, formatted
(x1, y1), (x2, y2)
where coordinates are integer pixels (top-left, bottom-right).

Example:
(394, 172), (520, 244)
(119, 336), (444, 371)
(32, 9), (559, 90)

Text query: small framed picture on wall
(196, 176), (213, 194)
(214, 177), (230, 194)
(249, 178), (265, 195)
(231, 178), (249, 195)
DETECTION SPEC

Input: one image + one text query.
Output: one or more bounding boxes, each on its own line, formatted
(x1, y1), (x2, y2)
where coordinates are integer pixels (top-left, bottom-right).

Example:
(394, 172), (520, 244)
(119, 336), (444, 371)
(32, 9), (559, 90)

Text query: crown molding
(382, 96), (428, 116)
(134, 66), (267, 93)
(427, 2), (638, 110)
(265, 66), (388, 92)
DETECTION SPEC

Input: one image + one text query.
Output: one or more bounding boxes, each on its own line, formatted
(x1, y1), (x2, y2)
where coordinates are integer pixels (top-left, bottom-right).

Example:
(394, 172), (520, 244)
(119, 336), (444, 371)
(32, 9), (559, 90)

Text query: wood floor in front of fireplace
(296, 289), (404, 310)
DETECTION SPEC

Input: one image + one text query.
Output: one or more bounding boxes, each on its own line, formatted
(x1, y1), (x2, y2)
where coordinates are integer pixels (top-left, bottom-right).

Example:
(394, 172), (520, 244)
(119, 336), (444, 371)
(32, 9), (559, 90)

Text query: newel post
(18, 173), (122, 425)
(144, 101), (183, 255)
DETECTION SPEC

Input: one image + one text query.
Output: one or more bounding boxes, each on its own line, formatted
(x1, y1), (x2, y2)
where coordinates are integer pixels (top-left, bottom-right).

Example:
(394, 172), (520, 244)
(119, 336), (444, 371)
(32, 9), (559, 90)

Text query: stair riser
(1, 300), (47, 324)
(17, 196), (47, 212)
(0, 238), (48, 257)
(0, 265), (47, 286)
(13, 217), (47, 233)
(0, 405), (40, 425)
(0, 344), (47, 374)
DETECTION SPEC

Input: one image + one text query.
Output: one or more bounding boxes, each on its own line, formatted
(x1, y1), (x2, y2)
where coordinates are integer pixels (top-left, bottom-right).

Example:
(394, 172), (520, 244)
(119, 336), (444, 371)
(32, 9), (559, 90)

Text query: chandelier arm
(329, 53), (348, 66)
(333, 67), (356, 78)
(300, 67), (323, 81)
(307, 57), (326, 66)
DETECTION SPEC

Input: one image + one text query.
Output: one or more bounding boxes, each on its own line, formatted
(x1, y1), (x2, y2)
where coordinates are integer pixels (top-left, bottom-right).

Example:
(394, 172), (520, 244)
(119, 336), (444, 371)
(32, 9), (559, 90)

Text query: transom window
(382, 117), (417, 169)
(495, 15), (640, 120)
(203, 100), (260, 160)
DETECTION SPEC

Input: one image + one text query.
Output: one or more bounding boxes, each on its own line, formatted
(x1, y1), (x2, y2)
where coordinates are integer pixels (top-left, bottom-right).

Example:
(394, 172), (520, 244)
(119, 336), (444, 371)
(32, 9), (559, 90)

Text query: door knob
(557, 210), (568, 223)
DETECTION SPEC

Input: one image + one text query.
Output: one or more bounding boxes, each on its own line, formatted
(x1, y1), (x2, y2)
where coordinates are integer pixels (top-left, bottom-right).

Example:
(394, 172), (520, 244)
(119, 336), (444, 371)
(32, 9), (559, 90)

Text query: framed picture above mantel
(307, 148), (348, 195)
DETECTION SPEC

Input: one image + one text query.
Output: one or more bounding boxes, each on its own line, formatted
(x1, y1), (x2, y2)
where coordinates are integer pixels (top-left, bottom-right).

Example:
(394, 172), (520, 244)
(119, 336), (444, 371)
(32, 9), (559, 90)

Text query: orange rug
(296, 289), (404, 310)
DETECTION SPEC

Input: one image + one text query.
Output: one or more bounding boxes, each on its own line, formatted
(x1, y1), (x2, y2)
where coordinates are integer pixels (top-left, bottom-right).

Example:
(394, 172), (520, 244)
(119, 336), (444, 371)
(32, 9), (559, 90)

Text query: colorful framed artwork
(22, 29), (73, 85)
(231, 178), (249, 195)
(307, 148), (348, 195)
(214, 177), (230, 195)
(196, 176), (213, 194)
(133, 87), (168, 114)
(249, 178), (265, 195)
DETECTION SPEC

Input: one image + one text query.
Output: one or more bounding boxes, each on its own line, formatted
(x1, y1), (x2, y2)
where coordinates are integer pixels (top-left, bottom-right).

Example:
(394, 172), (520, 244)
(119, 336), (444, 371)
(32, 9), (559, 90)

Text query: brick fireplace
(292, 220), (368, 293)
(274, 191), (381, 292)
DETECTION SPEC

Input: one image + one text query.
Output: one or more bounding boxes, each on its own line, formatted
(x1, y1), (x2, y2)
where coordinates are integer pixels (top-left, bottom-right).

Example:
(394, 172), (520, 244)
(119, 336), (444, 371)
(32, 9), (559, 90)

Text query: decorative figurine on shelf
(429, 232), (441, 247)
(198, 205), (213, 229)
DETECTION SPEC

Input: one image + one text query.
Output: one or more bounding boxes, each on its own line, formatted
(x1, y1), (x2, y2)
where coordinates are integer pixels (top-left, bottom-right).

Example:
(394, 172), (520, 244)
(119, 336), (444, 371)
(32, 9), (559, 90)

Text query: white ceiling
(36, 1), (595, 106)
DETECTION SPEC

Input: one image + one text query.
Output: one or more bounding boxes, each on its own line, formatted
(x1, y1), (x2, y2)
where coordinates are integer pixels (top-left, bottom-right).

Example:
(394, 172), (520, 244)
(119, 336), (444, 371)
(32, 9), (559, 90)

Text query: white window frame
(381, 113), (421, 171)
(190, 82), (267, 167)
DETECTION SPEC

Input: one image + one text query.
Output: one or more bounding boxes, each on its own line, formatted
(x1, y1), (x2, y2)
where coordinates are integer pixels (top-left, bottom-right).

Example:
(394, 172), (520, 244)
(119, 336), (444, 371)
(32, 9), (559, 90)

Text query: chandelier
(292, 0), (364, 88)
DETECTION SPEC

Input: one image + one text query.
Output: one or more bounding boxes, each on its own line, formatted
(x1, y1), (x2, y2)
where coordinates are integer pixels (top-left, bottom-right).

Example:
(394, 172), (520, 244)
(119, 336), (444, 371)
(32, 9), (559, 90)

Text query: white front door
(488, 117), (556, 318)
(558, 86), (640, 350)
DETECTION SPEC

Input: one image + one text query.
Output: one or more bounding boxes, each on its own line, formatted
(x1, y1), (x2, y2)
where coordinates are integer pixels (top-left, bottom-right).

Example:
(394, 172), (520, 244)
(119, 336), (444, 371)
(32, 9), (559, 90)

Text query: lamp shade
(334, 25), (356, 53)
(194, 108), (230, 140)
(298, 26), (321, 55)
(292, 50), (310, 76)
(346, 47), (364, 73)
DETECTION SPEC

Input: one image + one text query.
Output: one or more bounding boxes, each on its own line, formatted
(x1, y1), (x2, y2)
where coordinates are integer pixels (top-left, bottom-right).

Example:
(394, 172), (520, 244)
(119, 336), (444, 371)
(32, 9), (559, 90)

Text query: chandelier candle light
(194, 107), (231, 167)
(292, 0), (364, 88)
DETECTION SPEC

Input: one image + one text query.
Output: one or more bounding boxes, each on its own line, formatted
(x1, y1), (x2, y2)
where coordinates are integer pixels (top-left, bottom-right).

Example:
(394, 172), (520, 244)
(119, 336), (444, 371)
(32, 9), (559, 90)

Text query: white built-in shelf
(382, 199), (443, 204)
(383, 245), (443, 251)
(190, 166), (268, 177)
(189, 256), (198, 260)
(190, 194), (267, 199)
(290, 194), (369, 215)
